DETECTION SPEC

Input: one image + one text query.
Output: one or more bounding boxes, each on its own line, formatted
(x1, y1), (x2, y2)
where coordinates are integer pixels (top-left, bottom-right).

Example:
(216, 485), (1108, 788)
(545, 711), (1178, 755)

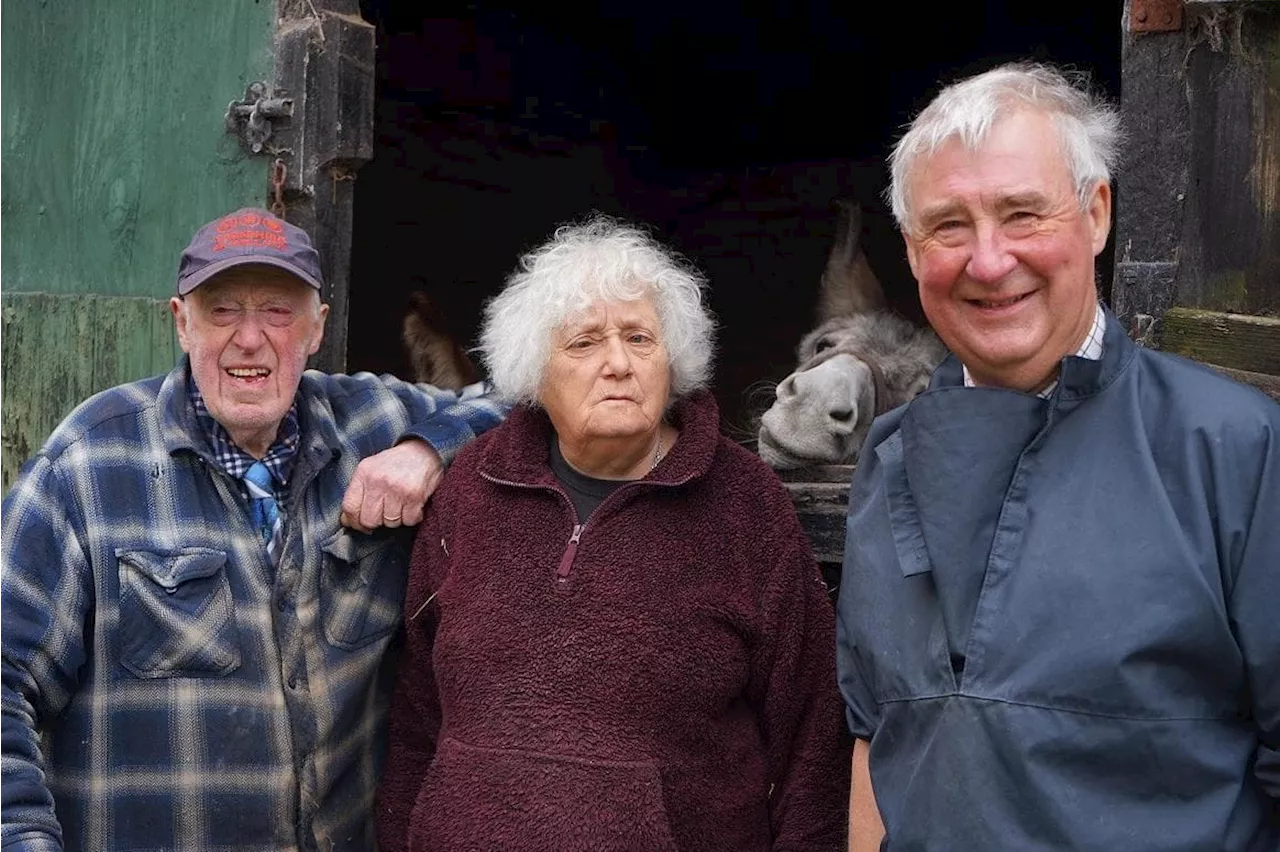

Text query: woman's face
(539, 296), (671, 450)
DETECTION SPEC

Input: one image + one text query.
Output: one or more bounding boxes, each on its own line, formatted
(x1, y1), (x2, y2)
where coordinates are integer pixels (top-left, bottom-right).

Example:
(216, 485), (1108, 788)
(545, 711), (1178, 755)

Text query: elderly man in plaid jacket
(1, 208), (507, 851)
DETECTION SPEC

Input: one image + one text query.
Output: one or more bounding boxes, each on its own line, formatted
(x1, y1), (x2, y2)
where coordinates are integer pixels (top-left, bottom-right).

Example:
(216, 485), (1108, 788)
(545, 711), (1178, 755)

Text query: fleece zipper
(478, 471), (584, 585)
(556, 524), (584, 581)
(480, 468), (697, 586)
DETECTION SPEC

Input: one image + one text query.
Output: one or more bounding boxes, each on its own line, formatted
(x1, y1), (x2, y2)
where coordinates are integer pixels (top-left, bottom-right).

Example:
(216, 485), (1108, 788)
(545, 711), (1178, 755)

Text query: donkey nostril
(829, 407), (854, 423)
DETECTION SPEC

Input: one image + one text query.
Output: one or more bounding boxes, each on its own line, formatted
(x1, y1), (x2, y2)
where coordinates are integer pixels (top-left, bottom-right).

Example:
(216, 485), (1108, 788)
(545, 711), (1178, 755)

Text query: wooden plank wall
(1115, 3), (1280, 399)
(1158, 5), (1280, 396)
(1176, 3), (1280, 319)
(1, 0), (274, 300)
(1, 0), (274, 490)
(1, 295), (179, 489)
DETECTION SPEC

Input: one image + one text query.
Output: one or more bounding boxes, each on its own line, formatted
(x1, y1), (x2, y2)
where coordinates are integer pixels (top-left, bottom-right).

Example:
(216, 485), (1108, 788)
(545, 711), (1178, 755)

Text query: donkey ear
(817, 200), (887, 324)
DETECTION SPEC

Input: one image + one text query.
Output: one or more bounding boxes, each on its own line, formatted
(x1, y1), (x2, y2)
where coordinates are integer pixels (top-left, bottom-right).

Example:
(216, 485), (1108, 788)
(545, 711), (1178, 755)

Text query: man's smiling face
(902, 108), (1111, 393)
(172, 265), (328, 457)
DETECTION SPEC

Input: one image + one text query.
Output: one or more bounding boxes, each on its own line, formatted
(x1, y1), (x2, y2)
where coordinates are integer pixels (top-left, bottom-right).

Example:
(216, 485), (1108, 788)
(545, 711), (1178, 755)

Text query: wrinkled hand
(340, 439), (443, 533)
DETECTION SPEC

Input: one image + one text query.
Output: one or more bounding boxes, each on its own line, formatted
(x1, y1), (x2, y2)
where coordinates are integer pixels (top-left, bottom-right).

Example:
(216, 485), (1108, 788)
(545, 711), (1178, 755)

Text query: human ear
(307, 302), (330, 355)
(1087, 181), (1112, 257)
(171, 297), (193, 353)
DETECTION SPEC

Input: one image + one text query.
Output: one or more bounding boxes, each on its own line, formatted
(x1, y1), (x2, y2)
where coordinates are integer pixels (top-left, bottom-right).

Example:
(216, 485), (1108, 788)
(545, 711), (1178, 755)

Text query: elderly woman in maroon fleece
(376, 215), (850, 851)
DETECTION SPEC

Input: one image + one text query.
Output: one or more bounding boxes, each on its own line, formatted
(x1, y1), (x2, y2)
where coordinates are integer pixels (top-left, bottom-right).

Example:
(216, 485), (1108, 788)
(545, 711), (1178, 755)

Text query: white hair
(479, 215), (717, 405)
(888, 62), (1122, 231)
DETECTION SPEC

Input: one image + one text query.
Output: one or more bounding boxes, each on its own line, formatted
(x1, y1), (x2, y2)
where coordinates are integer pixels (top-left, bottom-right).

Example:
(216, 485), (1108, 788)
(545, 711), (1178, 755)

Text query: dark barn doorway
(348, 1), (1121, 433)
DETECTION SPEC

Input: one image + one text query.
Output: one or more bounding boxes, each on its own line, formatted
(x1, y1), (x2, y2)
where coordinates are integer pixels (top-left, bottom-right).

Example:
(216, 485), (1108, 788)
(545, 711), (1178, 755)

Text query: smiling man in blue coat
(837, 62), (1280, 851)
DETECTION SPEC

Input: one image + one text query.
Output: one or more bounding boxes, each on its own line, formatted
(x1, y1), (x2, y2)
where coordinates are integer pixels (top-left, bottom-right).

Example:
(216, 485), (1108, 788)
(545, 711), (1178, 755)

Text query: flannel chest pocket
(320, 530), (408, 650)
(116, 548), (240, 678)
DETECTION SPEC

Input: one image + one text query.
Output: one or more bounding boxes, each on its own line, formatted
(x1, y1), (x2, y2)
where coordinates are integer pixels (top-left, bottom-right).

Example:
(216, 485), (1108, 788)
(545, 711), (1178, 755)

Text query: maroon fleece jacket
(377, 390), (850, 851)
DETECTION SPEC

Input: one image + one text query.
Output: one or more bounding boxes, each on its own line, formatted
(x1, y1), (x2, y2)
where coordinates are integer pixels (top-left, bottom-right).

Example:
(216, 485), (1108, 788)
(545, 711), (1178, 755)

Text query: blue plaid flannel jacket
(1, 358), (506, 851)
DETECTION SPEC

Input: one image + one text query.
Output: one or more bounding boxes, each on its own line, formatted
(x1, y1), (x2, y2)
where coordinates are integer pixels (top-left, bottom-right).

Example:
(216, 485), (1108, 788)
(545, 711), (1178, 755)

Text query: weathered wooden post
(1114, 0), (1280, 400)
(271, 0), (377, 374)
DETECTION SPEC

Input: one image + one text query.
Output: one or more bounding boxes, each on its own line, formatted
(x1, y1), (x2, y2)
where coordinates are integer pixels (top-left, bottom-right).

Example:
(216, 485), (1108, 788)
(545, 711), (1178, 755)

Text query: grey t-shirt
(548, 438), (628, 523)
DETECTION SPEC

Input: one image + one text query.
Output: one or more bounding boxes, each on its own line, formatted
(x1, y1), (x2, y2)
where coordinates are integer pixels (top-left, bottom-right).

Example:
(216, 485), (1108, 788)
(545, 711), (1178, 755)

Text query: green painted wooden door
(1, 0), (276, 489)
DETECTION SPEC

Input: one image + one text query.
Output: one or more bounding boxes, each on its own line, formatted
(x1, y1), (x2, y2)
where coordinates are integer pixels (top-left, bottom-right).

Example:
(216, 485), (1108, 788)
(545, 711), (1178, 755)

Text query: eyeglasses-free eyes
(199, 302), (303, 328)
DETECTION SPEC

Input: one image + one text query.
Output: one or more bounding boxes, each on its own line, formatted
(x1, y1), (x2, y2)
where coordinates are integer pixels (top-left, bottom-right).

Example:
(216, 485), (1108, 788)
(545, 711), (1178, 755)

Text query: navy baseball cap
(176, 208), (325, 296)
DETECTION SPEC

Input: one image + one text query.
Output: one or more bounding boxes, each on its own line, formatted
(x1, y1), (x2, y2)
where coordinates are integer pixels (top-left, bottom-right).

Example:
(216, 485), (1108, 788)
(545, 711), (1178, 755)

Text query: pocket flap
(321, 529), (396, 564)
(116, 548), (228, 592)
(319, 528), (407, 650)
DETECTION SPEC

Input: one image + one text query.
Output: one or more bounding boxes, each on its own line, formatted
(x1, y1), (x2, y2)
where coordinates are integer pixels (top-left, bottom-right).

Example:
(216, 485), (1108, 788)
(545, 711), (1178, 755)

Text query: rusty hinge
(1130, 0), (1183, 33)
(225, 82), (294, 154)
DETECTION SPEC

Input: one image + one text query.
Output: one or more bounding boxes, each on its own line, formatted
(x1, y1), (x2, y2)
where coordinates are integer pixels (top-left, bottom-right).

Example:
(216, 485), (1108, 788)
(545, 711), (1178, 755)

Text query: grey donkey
(757, 201), (947, 469)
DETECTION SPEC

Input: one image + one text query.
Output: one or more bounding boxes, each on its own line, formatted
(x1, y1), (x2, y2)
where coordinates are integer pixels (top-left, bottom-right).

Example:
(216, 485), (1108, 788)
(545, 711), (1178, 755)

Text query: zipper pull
(556, 524), (584, 581)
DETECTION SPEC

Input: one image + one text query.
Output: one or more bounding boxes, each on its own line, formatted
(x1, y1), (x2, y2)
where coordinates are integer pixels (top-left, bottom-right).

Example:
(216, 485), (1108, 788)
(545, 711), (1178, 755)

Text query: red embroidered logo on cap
(212, 215), (290, 253)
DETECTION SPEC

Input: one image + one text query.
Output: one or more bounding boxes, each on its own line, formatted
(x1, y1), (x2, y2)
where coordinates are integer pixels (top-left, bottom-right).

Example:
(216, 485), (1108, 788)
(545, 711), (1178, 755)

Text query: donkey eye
(814, 338), (834, 353)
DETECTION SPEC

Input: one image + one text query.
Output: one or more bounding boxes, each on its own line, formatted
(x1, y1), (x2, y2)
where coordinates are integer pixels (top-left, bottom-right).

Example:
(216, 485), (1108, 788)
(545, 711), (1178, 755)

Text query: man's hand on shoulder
(340, 439), (443, 533)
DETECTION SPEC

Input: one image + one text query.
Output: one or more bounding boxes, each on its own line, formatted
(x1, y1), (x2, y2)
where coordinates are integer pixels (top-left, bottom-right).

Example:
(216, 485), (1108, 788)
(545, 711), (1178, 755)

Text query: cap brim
(177, 255), (324, 295)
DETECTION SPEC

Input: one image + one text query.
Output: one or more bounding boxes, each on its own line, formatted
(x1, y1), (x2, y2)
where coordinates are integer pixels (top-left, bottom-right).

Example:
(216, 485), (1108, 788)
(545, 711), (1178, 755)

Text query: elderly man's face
(903, 108), (1111, 392)
(540, 296), (670, 451)
(171, 265), (328, 457)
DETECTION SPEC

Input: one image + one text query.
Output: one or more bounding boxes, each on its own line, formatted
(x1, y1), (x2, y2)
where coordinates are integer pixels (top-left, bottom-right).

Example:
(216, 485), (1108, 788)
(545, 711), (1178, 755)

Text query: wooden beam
(274, 0), (376, 374)
(1112, 9), (1192, 329)
(1159, 307), (1280, 375)
(775, 464), (855, 484)
(779, 465), (855, 565)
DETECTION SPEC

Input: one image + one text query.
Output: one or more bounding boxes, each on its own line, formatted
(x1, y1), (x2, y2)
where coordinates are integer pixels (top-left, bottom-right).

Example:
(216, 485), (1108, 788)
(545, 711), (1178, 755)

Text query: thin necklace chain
(651, 433), (665, 472)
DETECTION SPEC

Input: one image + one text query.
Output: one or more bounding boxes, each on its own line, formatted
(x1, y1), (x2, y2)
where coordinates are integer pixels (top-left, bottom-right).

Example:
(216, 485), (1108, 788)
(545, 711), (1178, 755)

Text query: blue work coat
(837, 311), (1280, 851)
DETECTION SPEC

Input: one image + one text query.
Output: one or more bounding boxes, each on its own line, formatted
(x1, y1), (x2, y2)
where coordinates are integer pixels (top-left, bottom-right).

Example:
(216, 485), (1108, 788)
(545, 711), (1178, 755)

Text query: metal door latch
(225, 82), (294, 153)
(1129, 0), (1183, 33)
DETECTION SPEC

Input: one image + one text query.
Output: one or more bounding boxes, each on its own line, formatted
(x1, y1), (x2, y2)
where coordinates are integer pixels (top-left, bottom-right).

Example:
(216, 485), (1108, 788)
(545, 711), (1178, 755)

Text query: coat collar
(928, 305), (1135, 408)
(158, 356), (212, 460)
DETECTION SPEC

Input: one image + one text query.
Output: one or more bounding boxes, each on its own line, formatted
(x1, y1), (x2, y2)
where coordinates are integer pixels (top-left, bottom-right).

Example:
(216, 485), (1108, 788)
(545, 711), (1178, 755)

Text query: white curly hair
(478, 214), (717, 406)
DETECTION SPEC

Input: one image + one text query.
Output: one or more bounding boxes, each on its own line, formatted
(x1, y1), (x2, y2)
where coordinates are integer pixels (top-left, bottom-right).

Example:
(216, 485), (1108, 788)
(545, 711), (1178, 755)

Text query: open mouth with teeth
(970, 292), (1032, 309)
(226, 367), (271, 379)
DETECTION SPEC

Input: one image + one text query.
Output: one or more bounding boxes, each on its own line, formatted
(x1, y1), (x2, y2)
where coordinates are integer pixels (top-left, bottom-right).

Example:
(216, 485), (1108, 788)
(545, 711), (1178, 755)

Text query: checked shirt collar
(962, 301), (1106, 398)
(189, 382), (301, 492)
